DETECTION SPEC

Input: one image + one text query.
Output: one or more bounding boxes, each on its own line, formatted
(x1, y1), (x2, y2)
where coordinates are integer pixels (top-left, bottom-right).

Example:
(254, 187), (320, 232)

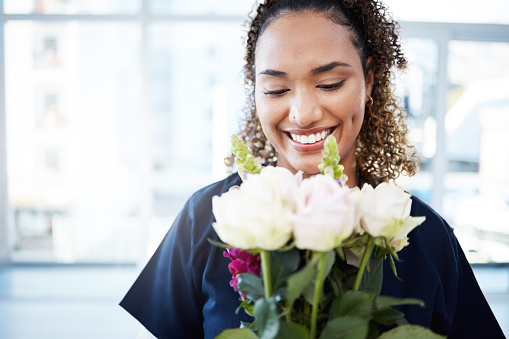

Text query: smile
(289, 127), (334, 145)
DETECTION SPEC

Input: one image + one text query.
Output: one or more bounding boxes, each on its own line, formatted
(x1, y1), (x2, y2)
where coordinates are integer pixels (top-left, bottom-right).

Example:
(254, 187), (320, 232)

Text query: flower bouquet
(211, 135), (445, 339)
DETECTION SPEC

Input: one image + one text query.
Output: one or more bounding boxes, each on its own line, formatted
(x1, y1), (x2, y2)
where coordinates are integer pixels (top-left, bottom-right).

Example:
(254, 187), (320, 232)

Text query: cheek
(353, 107), (365, 127)
(255, 95), (285, 134)
(328, 95), (364, 126)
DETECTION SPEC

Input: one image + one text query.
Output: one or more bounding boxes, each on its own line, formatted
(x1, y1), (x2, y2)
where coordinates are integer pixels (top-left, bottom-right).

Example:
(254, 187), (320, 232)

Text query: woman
(120, 0), (504, 338)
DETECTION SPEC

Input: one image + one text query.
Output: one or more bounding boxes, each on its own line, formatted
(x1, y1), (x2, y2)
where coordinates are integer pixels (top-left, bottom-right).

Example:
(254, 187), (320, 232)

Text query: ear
(364, 57), (375, 99)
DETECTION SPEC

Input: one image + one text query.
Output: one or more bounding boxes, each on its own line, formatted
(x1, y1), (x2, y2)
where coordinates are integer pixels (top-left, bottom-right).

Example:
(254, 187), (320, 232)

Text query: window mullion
(0, 17), (10, 264)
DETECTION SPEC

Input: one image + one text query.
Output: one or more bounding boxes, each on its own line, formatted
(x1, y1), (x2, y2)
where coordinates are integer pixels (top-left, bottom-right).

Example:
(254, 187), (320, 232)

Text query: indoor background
(0, 0), (508, 337)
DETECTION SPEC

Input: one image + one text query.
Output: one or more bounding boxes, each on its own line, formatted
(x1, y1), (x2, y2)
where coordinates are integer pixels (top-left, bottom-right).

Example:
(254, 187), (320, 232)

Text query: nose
(289, 88), (323, 127)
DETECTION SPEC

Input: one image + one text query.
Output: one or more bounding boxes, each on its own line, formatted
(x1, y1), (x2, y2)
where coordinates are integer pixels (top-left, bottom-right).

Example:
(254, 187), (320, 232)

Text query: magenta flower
(224, 248), (261, 300)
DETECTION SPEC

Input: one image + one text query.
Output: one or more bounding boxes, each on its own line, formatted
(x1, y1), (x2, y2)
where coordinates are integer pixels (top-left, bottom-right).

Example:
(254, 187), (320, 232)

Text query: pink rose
(292, 175), (357, 252)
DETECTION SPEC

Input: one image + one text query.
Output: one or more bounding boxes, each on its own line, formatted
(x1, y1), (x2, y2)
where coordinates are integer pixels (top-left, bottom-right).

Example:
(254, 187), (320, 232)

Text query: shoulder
(409, 195), (456, 248)
(410, 195), (448, 227)
(172, 172), (242, 239)
(404, 195), (460, 286)
(185, 173), (242, 212)
(389, 195), (461, 287)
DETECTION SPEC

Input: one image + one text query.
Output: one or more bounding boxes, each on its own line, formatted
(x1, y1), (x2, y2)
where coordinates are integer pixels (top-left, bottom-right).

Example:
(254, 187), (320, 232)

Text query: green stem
(285, 301), (292, 323)
(353, 237), (375, 291)
(310, 252), (327, 339)
(260, 250), (273, 299)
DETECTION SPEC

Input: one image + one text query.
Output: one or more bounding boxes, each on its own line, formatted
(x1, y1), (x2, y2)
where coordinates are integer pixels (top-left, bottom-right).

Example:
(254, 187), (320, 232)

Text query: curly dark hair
(226, 0), (419, 186)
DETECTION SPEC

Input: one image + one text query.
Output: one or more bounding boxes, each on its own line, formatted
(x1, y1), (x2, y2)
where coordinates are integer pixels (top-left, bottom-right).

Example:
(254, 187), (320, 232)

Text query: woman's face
(254, 12), (374, 180)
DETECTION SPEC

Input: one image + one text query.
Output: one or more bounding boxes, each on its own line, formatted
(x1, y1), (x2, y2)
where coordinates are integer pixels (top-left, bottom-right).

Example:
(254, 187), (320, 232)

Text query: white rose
(358, 182), (425, 249)
(347, 186), (363, 235)
(212, 169), (296, 250)
(258, 166), (302, 210)
(292, 174), (357, 252)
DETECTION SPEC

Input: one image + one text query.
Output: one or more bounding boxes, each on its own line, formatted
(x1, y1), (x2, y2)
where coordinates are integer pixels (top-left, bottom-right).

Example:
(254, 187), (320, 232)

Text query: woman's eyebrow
(257, 62), (351, 77)
(257, 69), (287, 77)
(311, 61), (351, 74)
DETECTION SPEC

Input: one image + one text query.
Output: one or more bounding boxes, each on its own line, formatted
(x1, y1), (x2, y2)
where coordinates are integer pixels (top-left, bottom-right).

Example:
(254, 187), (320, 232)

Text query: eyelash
(263, 80), (346, 97)
(263, 89), (290, 96)
(317, 80), (346, 91)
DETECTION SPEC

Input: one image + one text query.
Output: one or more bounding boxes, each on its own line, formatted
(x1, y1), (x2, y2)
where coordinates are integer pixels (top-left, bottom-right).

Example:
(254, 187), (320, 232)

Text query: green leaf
(396, 316), (409, 326)
(371, 307), (405, 326)
(216, 328), (259, 339)
(335, 247), (345, 261)
(387, 244), (400, 261)
(254, 298), (280, 339)
(240, 321), (253, 329)
(303, 251), (336, 305)
(276, 322), (309, 339)
(319, 315), (370, 339)
(388, 255), (401, 280)
(237, 299), (255, 317)
(270, 249), (301, 292)
(378, 325), (446, 339)
(207, 238), (231, 249)
(323, 251), (336, 278)
(329, 290), (375, 319)
(329, 266), (344, 296)
(286, 260), (317, 316)
(375, 295), (425, 309)
(366, 321), (381, 339)
(238, 273), (265, 301)
(358, 258), (383, 294)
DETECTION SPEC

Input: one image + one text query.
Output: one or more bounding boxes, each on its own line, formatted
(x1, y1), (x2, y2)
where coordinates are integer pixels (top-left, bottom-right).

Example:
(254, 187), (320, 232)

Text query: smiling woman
(231, 0), (418, 188)
(119, 0), (505, 338)
(254, 13), (372, 181)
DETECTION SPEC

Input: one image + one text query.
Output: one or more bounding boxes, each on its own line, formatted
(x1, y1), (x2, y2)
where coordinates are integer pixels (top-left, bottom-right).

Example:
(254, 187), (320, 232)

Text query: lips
(289, 127), (334, 145)
(285, 126), (339, 152)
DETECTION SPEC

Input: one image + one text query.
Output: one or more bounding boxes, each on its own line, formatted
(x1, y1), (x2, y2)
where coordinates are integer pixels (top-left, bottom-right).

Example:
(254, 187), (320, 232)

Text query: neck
(342, 161), (358, 188)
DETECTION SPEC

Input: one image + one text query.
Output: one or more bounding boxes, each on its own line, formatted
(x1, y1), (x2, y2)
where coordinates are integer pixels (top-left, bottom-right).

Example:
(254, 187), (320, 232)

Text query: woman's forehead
(254, 12), (362, 73)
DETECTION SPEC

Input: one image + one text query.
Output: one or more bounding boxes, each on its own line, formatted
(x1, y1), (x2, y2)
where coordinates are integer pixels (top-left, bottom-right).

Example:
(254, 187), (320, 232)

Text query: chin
(291, 160), (322, 178)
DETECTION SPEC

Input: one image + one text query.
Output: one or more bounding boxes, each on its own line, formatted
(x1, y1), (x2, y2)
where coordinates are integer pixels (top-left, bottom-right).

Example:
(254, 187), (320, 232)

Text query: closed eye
(317, 80), (345, 91)
(264, 88), (290, 97)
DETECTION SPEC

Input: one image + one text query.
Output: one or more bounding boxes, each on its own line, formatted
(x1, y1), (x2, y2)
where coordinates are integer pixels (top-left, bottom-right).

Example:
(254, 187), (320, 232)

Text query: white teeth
(290, 129), (333, 144)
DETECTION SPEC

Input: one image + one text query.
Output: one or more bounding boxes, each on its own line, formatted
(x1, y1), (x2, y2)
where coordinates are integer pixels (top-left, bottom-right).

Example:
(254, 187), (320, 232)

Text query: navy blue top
(120, 173), (504, 339)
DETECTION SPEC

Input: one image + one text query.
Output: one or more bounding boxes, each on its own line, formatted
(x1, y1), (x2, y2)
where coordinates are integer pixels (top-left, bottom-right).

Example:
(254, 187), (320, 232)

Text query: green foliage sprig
(231, 135), (262, 176)
(318, 135), (345, 181)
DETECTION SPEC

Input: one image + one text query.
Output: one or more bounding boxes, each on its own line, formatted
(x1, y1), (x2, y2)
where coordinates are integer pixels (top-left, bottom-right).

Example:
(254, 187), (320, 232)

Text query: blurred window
(385, 0), (509, 24)
(1, 1), (508, 265)
(148, 22), (246, 218)
(5, 21), (144, 262)
(1, 4), (247, 264)
(395, 38), (439, 204)
(444, 41), (509, 263)
(149, 0), (253, 15)
(4, 0), (140, 14)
